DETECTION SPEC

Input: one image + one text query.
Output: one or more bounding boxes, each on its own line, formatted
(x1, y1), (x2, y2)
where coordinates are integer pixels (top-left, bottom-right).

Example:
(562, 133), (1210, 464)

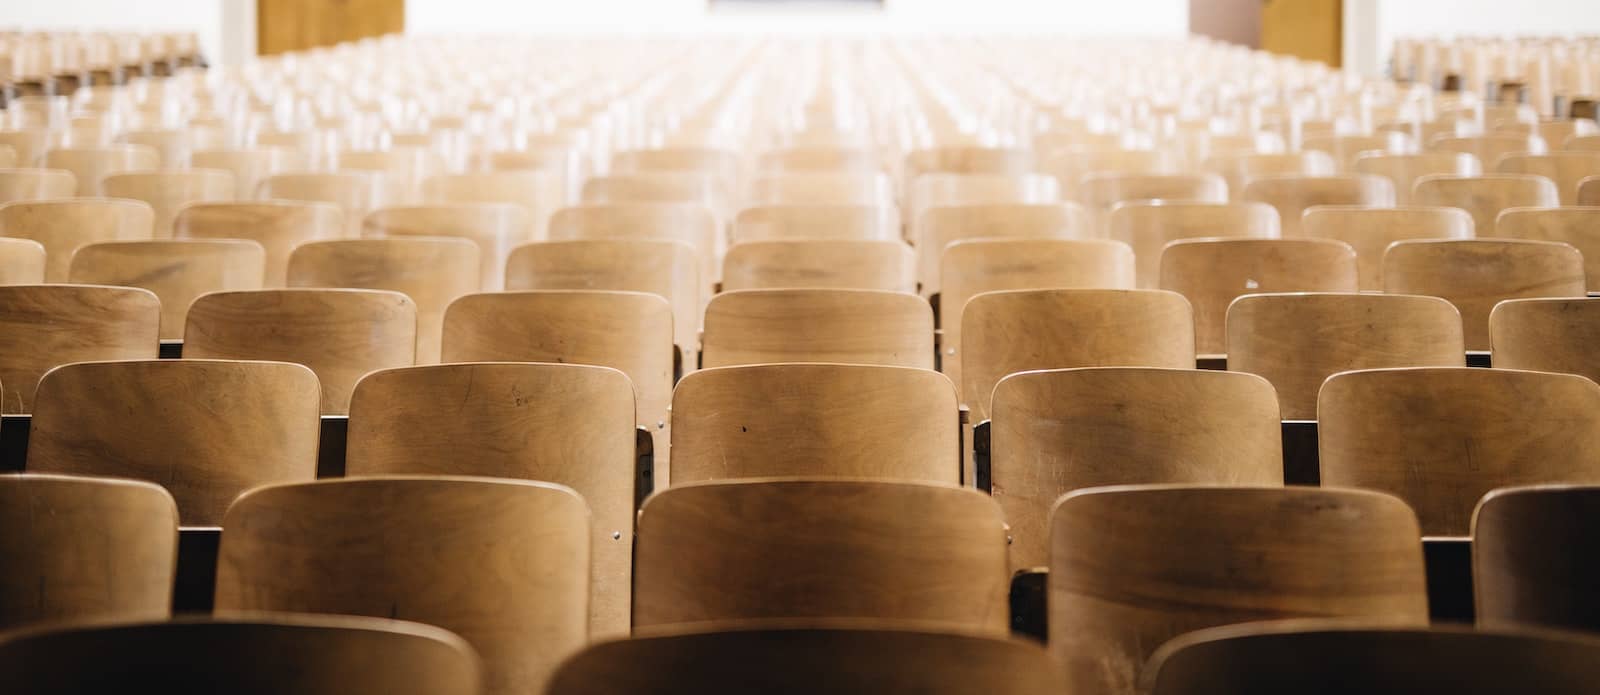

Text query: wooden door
(1261, 0), (1342, 67)
(258, 0), (404, 56)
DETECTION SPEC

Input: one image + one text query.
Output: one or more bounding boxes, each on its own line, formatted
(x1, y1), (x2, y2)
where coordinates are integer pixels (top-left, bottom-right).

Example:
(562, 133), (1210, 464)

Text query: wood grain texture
(1496, 207), (1600, 286)
(1491, 298), (1600, 384)
(102, 170), (235, 239)
(0, 168), (75, 203)
(1161, 238), (1357, 355)
(1302, 206), (1475, 290)
(908, 174), (1060, 227)
(634, 479), (1010, 632)
(0, 284), (159, 413)
(174, 200), (343, 287)
(192, 148), (307, 199)
(419, 172), (563, 239)
(915, 203), (1090, 296)
(0, 198), (155, 281)
(1352, 151), (1482, 204)
(259, 172), (389, 236)
(1497, 152), (1600, 204)
(0, 238), (45, 284)
(1108, 201), (1281, 289)
(1204, 151), (1336, 195)
(365, 204), (530, 291)
(1474, 485), (1600, 632)
(1414, 174), (1560, 236)
(702, 288), (933, 369)
(1242, 174), (1396, 237)
(1051, 485), (1429, 695)
(257, 0), (404, 55)
(43, 145), (159, 195)
(547, 203), (719, 290)
(69, 240), (266, 340)
(746, 173), (892, 206)
(1383, 239), (1585, 350)
(733, 204), (899, 242)
(722, 240), (913, 293)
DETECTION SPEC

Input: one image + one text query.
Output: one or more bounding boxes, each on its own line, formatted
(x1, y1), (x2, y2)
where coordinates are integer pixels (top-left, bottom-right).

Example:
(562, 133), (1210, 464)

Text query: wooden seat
(1301, 206), (1475, 290)
(1490, 297), (1600, 386)
(287, 238), (479, 364)
(915, 203), (1091, 298)
(1241, 174), (1396, 237)
(1319, 367), (1600, 535)
(259, 172), (388, 236)
(420, 171), (563, 239)
(1043, 147), (1172, 201)
(634, 479), (1008, 632)
(116, 130), (193, 168)
(1051, 485), (1429, 695)
(581, 173), (725, 215)
(69, 240), (265, 340)
(0, 130), (50, 167)
(905, 146), (1032, 183)
(0, 168), (75, 203)
(216, 477), (587, 695)
(908, 174), (1060, 226)
(185, 289), (416, 414)
(1413, 174), (1560, 234)
(0, 238), (44, 284)
(0, 285), (158, 413)
(1583, 176), (1600, 205)
(27, 359), (320, 524)
(1383, 239), (1585, 351)
(338, 147), (441, 204)
(1204, 151), (1337, 194)
(757, 146), (880, 173)
(1352, 151), (1482, 205)
(0, 615), (481, 695)
(1078, 173), (1228, 232)
(746, 173), (892, 206)
(701, 288), (932, 369)
(43, 144), (159, 195)
(1496, 207), (1600, 286)
(1108, 201), (1281, 289)
(732, 204), (899, 243)
(960, 289), (1194, 418)
(991, 368), (1282, 571)
(1497, 152), (1600, 204)
(547, 203), (719, 292)
(722, 240), (913, 293)
(1226, 293), (1464, 420)
(546, 625), (1063, 695)
(1160, 239), (1357, 356)
(1432, 133), (1548, 170)
(100, 170), (236, 238)
(364, 204), (529, 291)
(174, 201), (343, 287)
(192, 147), (306, 199)
(1475, 485), (1600, 632)
(612, 147), (740, 186)
(0, 198), (154, 281)
(1304, 133), (1414, 171)
(346, 363), (634, 636)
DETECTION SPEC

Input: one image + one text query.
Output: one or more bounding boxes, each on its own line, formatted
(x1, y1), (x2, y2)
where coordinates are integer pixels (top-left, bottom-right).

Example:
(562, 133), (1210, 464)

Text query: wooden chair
(364, 204), (529, 292)
(1043, 147), (1172, 201)
(420, 171), (564, 239)
(1383, 239), (1585, 351)
(756, 146), (880, 173)
(1432, 133), (1548, 170)
(547, 204), (718, 292)
(915, 203), (1091, 298)
(1108, 201), (1281, 289)
(1204, 151), (1337, 194)
(581, 173), (726, 216)
(102, 170), (234, 238)
(722, 240), (913, 293)
(1241, 175), (1396, 237)
(960, 289), (1194, 418)
(44, 144), (159, 195)
(185, 289), (416, 414)
(1301, 206), (1475, 290)
(1474, 485), (1600, 632)
(1583, 175), (1600, 205)
(1497, 152), (1600, 204)
(1352, 151), (1482, 204)
(633, 479), (1009, 632)
(1160, 239), (1357, 356)
(612, 147), (739, 186)
(259, 172), (388, 236)
(338, 147), (441, 204)
(192, 147), (306, 199)
(1413, 174), (1560, 235)
(0, 615), (481, 695)
(991, 368), (1282, 571)
(1051, 485), (1429, 695)
(908, 173), (1059, 226)
(27, 359), (320, 524)
(215, 477), (587, 695)
(0, 130), (50, 167)
(1078, 173), (1228, 232)
(0, 238), (44, 284)
(701, 288), (932, 369)
(0, 285), (159, 413)
(174, 201), (343, 287)
(287, 238), (479, 364)
(117, 130), (194, 168)
(746, 173), (892, 206)
(1491, 297), (1600, 384)
(1319, 367), (1600, 535)
(1304, 133), (1414, 171)
(69, 240), (265, 340)
(0, 168), (75, 203)
(0, 198), (154, 281)
(1226, 293), (1464, 420)
(1497, 207), (1600, 286)
(546, 625), (1063, 695)
(346, 363), (634, 636)
(732, 204), (899, 243)
(905, 146), (1032, 184)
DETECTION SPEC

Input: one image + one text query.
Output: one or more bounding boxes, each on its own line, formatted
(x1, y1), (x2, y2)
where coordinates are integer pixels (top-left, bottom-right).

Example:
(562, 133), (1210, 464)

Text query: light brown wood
(722, 240), (913, 293)
(173, 201), (343, 288)
(992, 369), (1282, 571)
(1432, 134), (1547, 170)
(915, 203), (1091, 297)
(259, 172), (389, 236)
(1226, 293), (1464, 419)
(192, 148), (307, 199)
(960, 289), (1194, 418)
(0, 168), (75, 203)
(1241, 174), (1396, 237)
(612, 147), (740, 186)
(185, 289), (416, 414)
(1474, 485), (1600, 632)
(1108, 201), (1281, 289)
(420, 171), (564, 239)
(1383, 239), (1585, 351)
(733, 204), (899, 243)
(908, 173), (1060, 224)
(27, 359), (320, 524)
(0, 285), (159, 413)
(0, 130), (50, 167)
(1413, 174), (1560, 234)
(905, 146), (1032, 185)
(346, 363), (634, 636)
(69, 240), (266, 340)
(547, 624), (1064, 695)
(548, 203), (719, 291)
(1497, 152), (1600, 204)
(258, 0), (403, 54)
(0, 615), (481, 695)
(364, 204), (529, 291)
(216, 477), (586, 695)
(701, 288), (933, 369)
(1491, 297), (1600, 386)
(116, 130), (193, 168)
(1051, 485), (1429, 695)
(1043, 147), (1172, 200)
(757, 146), (880, 172)
(1161, 239), (1358, 355)
(1204, 151), (1337, 194)
(746, 173), (891, 206)
(1078, 173), (1228, 233)
(338, 148), (441, 204)
(44, 145), (159, 195)
(1352, 151), (1482, 205)
(287, 238), (480, 364)
(581, 173), (726, 215)
(1319, 367), (1600, 535)
(1301, 206), (1475, 290)
(1304, 133), (1413, 172)
(1496, 207), (1600, 286)
(101, 171), (236, 239)
(1582, 176), (1600, 205)
(634, 479), (1009, 632)
(0, 238), (45, 284)
(0, 198), (155, 281)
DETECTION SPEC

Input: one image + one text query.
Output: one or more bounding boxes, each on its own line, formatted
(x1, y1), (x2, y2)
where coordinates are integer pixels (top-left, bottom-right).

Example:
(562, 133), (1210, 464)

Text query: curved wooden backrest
(174, 201), (343, 287)
(547, 203), (718, 289)
(960, 289), (1194, 418)
(1304, 133), (1413, 171)
(0, 284), (159, 413)
(1043, 147), (1173, 200)
(915, 202), (1091, 296)
(346, 362), (634, 636)
(1301, 206), (1475, 290)
(1078, 174), (1228, 232)
(1352, 151), (1481, 204)
(757, 146), (880, 173)
(364, 204), (530, 291)
(193, 147), (307, 199)
(1161, 239), (1357, 355)
(1051, 485), (1429, 695)
(0, 615), (481, 695)
(1319, 367), (1600, 535)
(69, 239), (265, 340)
(1108, 201), (1281, 289)
(547, 624), (1063, 695)
(216, 477), (586, 695)
(1582, 176), (1600, 205)
(612, 147), (740, 184)
(419, 171), (563, 238)
(701, 288), (933, 369)
(992, 368), (1282, 571)
(1241, 174), (1396, 237)
(1413, 174), (1560, 235)
(1496, 207), (1600, 286)
(1497, 152), (1600, 204)
(580, 173), (725, 212)
(732, 204), (899, 243)
(287, 238), (480, 364)
(339, 147), (441, 202)
(43, 144), (159, 195)
(116, 130), (195, 168)
(0, 130), (50, 168)
(1204, 151), (1337, 194)
(0, 237), (44, 284)
(1432, 133), (1548, 170)
(634, 479), (1009, 632)
(1475, 485), (1600, 633)
(905, 146), (1032, 181)
(259, 171), (387, 236)
(722, 240), (913, 293)
(908, 173), (1059, 224)
(1491, 297), (1600, 384)
(0, 168), (75, 203)
(1383, 239), (1585, 351)
(746, 173), (892, 206)
(102, 170), (234, 238)
(0, 198), (154, 281)
(185, 289), (416, 414)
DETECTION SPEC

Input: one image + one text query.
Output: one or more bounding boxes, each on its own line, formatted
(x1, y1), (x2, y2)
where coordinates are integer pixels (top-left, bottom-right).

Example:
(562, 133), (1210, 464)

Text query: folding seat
(192, 147), (306, 199)
(480, 146), (584, 201)
(186, 289), (416, 414)
(1383, 239), (1584, 351)
(745, 172), (893, 206)
(1585, 176), (1600, 205)
(1204, 151), (1336, 195)
(288, 238), (480, 364)
(252, 129), (337, 169)
(1242, 174), (1396, 237)
(0, 615), (480, 695)
(339, 147), (442, 204)
(420, 171), (564, 239)
(633, 479), (1008, 632)
(69, 240), (265, 339)
(756, 146), (880, 173)
(1109, 201), (1280, 289)
(1320, 367), (1600, 535)
(1164, 238), (1354, 355)
(43, 144), (159, 195)
(732, 203), (899, 242)
(1352, 151), (1481, 204)
(0, 130), (50, 167)
(548, 204), (719, 294)
(1043, 146), (1172, 200)
(612, 147), (740, 188)
(116, 129), (194, 168)
(547, 625), (1062, 695)
(1414, 174), (1559, 234)
(581, 173), (727, 221)
(1570, 135), (1600, 152)
(174, 201), (343, 287)
(216, 477), (586, 695)
(904, 146), (1033, 197)
(908, 173), (1060, 228)
(364, 204), (529, 291)
(347, 363), (635, 636)
(1475, 485), (1600, 632)
(0, 168), (75, 203)
(1303, 132), (1414, 171)
(915, 203), (1090, 298)
(259, 171), (390, 236)
(1051, 485), (1429, 695)
(1431, 133), (1547, 170)
(1227, 293), (1463, 419)
(722, 239), (913, 293)
(1511, 119), (1599, 148)
(1496, 152), (1600, 204)
(0, 199), (154, 281)
(0, 238), (44, 283)
(701, 288), (932, 369)
(0, 285), (158, 412)
(1302, 206), (1474, 290)
(1078, 173), (1228, 233)
(100, 170), (236, 238)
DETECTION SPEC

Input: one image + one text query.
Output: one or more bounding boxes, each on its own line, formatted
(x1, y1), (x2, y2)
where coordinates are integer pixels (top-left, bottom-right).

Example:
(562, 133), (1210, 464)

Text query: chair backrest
(722, 240), (913, 293)
(746, 172), (892, 206)
(701, 288), (933, 369)
(43, 144), (159, 195)
(173, 201), (343, 287)
(580, 173), (725, 213)
(259, 171), (388, 236)
(192, 147), (306, 199)
(547, 203), (718, 291)
(732, 203), (899, 243)
(1496, 207), (1600, 287)
(1413, 174), (1559, 235)
(419, 171), (563, 238)
(1497, 152), (1600, 204)
(1475, 485), (1600, 633)
(757, 146), (880, 173)
(1108, 201), (1281, 289)
(215, 477), (587, 695)
(1352, 151), (1482, 205)
(27, 359), (320, 524)
(1490, 297), (1600, 385)
(102, 170), (234, 238)
(1078, 173), (1229, 231)
(364, 204), (530, 292)
(1304, 133), (1414, 171)
(1432, 133), (1547, 169)
(0, 167), (75, 203)
(915, 202), (1091, 296)
(1382, 238), (1585, 351)
(0, 284), (159, 413)
(68, 239), (265, 340)
(0, 198), (154, 281)
(1319, 367), (1600, 535)
(1160, 239), (1358, 356)
(1043, 146), (1172, 200)
(1301, 206), (1475, 290)
(1241, 174), (1396, 237)
(0, 130), (51, 167)
(0, 237), (44, 283)
(1204, 151), (1337, 193)
(1583, 175), (1600, 205)
(634, 479), (1009, 632)
(991, 368), (1282, 570)
(960, 289), (1194, 418)
(905, 146), (1032, 182)
(0, 615), (481, 695)
(1051, 485), (1429, 695)
(1227, 293), (1464, 419)
(612, 147), (740, 184)
(908, 173), (1059, 225)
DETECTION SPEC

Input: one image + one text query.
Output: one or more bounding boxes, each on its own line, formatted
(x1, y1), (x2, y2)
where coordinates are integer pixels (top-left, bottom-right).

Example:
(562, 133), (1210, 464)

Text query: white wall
(0, 0), (236, 63)
(1348, 0), (1600, 76)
